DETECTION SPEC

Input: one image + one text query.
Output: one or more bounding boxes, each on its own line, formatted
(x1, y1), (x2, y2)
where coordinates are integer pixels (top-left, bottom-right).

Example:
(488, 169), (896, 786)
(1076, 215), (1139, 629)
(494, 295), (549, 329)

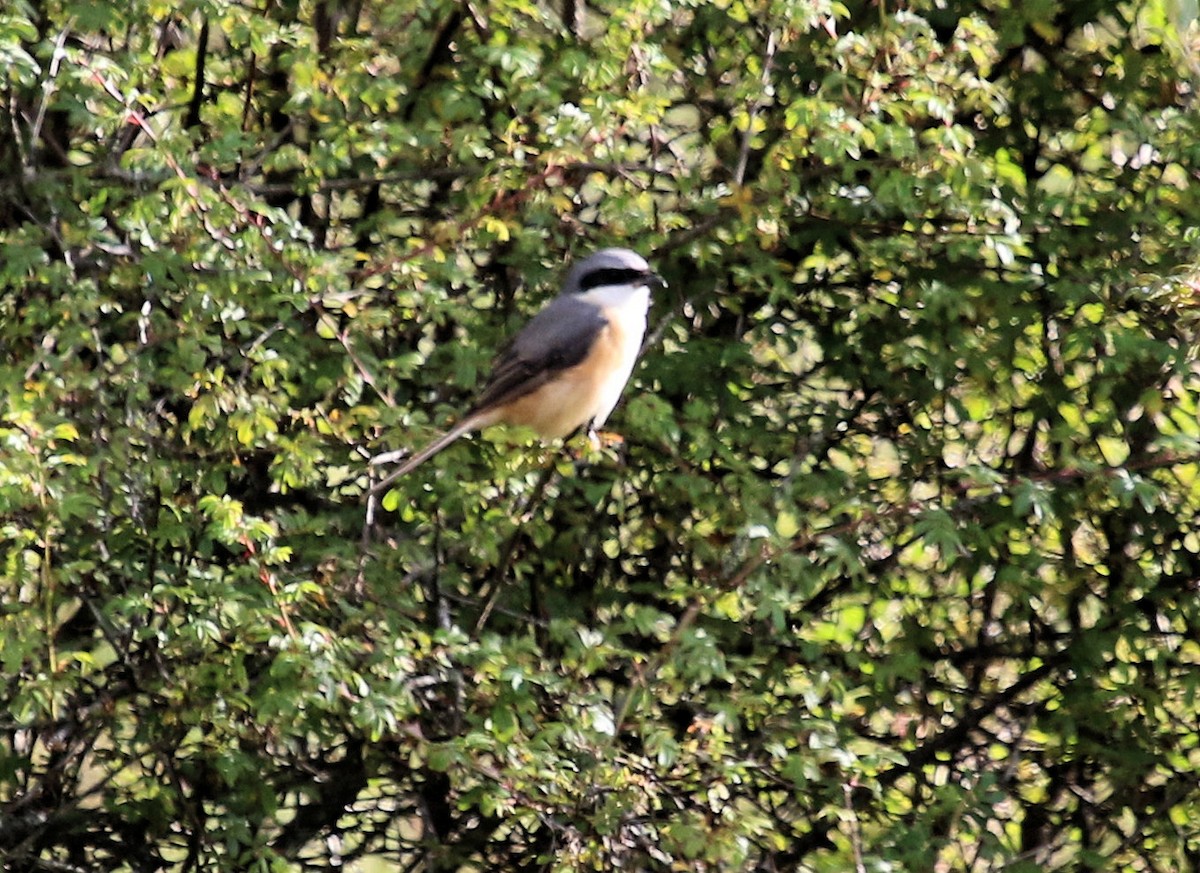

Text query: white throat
(577, 282), (652, 311)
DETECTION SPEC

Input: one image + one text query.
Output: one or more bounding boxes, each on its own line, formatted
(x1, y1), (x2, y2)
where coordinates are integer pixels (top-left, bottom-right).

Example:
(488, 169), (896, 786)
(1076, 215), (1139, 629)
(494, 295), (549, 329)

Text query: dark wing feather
(467, 295), (608, 416)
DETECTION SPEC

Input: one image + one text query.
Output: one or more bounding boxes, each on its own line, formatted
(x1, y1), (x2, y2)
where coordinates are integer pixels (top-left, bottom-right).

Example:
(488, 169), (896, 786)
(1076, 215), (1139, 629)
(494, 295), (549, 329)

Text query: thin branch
(734, 29), (778, 187)
(27, 24), (72, 171)
(184, 18), (209, 129)
(474, 459), (560, 635)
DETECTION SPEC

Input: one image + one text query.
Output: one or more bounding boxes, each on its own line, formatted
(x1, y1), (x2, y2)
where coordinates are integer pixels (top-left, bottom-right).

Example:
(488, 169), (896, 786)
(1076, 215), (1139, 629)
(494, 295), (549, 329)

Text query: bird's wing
(468, 295), (609, 416)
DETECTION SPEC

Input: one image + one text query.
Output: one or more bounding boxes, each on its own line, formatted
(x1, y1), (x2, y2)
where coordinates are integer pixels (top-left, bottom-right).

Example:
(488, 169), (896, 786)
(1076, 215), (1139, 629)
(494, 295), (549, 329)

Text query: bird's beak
(647, 272), (668, 291)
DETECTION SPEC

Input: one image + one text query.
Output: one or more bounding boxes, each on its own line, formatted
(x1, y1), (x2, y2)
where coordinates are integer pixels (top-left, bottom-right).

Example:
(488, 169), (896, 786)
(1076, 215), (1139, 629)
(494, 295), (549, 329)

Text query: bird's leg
(570, 426), (624, 461)
(564, 426), (602, 462)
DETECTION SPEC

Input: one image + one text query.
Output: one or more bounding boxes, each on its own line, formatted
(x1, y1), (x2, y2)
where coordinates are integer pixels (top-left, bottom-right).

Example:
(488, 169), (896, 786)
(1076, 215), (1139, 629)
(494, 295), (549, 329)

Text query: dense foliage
(4, 0), (1200, 869)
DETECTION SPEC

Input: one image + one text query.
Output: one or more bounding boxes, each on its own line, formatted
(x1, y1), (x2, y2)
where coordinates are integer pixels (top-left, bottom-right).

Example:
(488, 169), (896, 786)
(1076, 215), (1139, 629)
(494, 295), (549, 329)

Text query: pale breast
(589, 288), (650, 428)
(498, 286), (649, 438)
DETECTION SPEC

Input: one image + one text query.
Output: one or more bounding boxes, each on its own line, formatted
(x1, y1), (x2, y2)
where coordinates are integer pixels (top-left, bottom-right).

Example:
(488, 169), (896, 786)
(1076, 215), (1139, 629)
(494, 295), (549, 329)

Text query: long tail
(368, 413), (489, 496)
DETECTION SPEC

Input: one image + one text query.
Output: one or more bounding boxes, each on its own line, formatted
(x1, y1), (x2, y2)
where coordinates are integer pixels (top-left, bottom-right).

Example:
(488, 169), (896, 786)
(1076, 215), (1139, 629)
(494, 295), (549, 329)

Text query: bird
(370, 247), (665, 492)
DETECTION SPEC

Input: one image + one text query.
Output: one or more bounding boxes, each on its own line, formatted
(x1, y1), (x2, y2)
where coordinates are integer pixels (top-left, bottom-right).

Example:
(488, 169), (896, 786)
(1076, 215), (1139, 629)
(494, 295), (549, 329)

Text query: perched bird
(371, 248), (664, 491)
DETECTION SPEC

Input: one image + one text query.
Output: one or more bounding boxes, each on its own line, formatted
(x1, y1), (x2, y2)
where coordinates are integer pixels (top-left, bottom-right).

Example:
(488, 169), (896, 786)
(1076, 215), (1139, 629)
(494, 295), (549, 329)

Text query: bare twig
(29, 25), (72, 167)
(474, 459), (560, 635)
(843, 780), (868, 873)
(734, 30), (778, 187)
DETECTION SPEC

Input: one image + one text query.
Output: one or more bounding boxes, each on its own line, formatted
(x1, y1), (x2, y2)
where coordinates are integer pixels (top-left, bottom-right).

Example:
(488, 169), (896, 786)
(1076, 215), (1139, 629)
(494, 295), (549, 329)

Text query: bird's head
(564, 248), (667, 297)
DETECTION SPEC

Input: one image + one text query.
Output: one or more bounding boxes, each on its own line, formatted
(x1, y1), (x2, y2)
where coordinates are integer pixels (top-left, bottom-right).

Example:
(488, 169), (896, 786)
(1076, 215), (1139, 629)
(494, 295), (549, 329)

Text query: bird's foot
(572, 428), (624, 460)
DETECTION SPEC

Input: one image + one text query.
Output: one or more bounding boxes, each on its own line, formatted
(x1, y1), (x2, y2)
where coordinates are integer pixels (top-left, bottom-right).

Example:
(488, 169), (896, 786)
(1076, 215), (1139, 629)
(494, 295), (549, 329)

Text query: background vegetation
(4, 0), (1200, 869)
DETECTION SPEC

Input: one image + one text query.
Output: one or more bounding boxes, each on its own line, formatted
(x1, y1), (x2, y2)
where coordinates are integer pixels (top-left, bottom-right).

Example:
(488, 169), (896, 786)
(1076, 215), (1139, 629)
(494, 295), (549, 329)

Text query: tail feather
(368, 412), (490, 496)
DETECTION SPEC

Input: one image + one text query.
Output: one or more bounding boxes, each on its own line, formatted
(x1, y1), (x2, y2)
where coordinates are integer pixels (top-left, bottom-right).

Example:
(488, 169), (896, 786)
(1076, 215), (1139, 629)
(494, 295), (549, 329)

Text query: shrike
(371, 248), (664, 491)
